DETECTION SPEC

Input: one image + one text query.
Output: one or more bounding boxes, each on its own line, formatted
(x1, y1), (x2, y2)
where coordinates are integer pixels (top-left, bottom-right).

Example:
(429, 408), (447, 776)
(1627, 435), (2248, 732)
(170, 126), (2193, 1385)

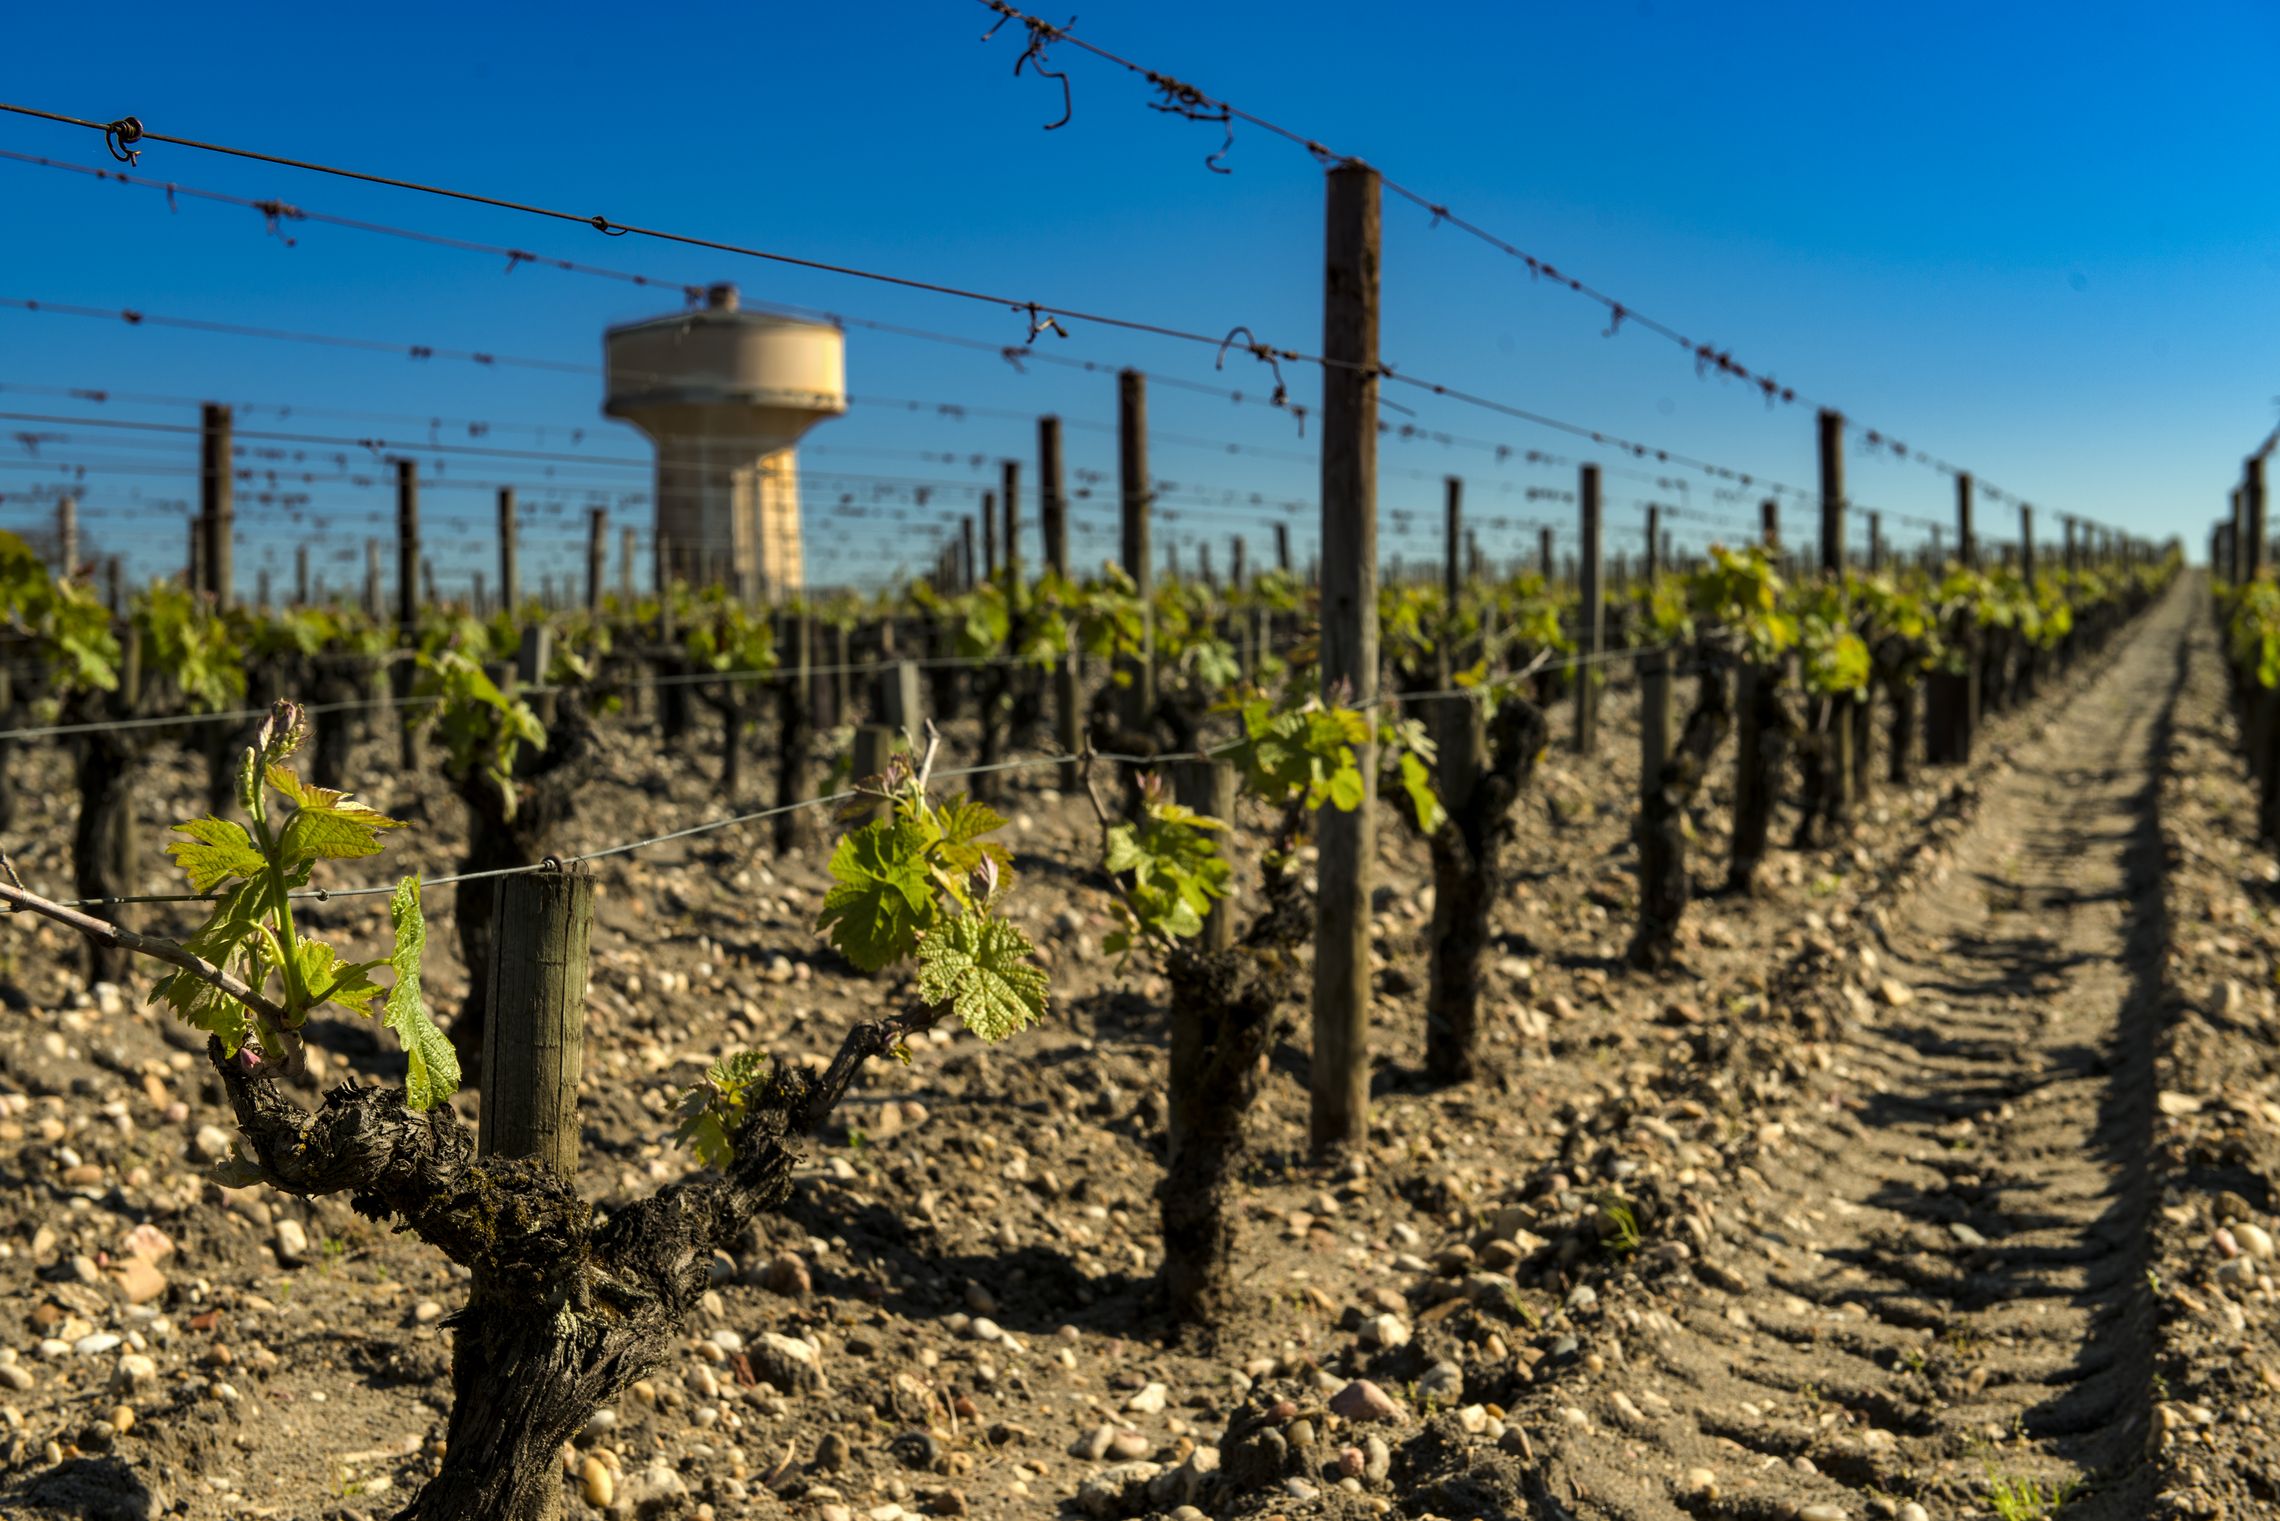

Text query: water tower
(603, 283), (846, 600)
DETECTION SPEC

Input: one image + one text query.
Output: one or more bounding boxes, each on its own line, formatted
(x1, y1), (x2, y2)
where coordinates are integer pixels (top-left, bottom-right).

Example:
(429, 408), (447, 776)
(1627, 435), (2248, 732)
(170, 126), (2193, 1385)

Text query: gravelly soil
(0, 579), (2267, 1521)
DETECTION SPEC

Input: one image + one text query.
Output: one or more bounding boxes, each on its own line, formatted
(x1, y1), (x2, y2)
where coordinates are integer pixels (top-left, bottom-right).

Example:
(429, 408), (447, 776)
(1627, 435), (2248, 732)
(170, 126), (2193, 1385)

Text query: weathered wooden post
(295, 543), (310, 606)
(55, 497), (77, 579)
(395, 458), (421, 769)
(202, 403), (234, 605)
(1040, 416), (1079, 782)
(982, 490), (1000, 581)
(1574, 464), (1603, 754)
(495, 488), (519, 612)
(1539, 525), (1555, 582)
(1312, 159), (1379, 1157)
(105, 557), (123, 618)
(1868, 512), (1884, 574)
(849, 725), (896, 821)
(1761, 498), (1779, 549)
(1818, 408), (1845, 577)
(585, 508), (606, 616)
(1644, 503), (1661, 582)
(516, 621), (556, 730)
(1957, 471), (1977, 569)
(1001, 461), (1021, 586)
(364, 540), (383, 618)
(1632, 647), (1674, 953)
(479, 866), (594, 1179)
(960, 516), (977, 591)
(775, 613), (815, 850)
(620, 525), (637, 604)
(2248, 454), (2268, 579)
(188, 519), (206, 594)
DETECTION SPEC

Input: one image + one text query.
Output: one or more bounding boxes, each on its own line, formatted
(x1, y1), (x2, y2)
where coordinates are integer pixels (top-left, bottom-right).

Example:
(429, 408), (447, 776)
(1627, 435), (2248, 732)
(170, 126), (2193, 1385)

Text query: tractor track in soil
(1529, 586), (2190, 1520)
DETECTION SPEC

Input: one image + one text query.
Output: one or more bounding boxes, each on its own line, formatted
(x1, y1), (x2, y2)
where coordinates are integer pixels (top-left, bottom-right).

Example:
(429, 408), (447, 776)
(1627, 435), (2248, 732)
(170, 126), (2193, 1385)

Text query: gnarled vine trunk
(205, 996), (937, 1521)
(1163, 868), (1307, 1329)
(1629, 663), (1735, 970)
(71, 731), (139, 986)
(1725, 658), (1795, 895)
(1424, 696), (1549, 1084)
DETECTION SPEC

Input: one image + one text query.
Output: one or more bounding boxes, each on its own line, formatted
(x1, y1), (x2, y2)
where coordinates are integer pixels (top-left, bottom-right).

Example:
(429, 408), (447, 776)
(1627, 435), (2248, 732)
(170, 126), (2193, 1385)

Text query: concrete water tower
(603, 283), (846, 600)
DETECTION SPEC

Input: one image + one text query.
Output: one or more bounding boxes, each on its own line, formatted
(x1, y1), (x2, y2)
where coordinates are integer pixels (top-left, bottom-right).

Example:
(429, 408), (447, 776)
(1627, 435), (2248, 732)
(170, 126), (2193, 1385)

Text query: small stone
(1125, 1381), (1167, 1415)
(414, 1300), (444, 1324)
(1794, 1506), (1849, 1521)
(813, 1431), (851, 1472)
(273, 1218), (310, 1266)
(759, 1253), (812, 1297)
(968, 1317), (1002, 1343)
(1076, 1462), (1160, 1518)
(1875, 977), (1913, 1008)
(1328, 1379), (1399, 1423)
(111, 1353), (156, 1390)
(1108, 1430), (1151, 1460)
(753, 1331), (826, 1393)
(112, 1257), (166, 1306)
(2234, 1222), (2275, 1260)
(1363, 1434), (1391, 1483)
(1897, 1504), (1929, 1521)
(964, 1281), (997, 1315)
(1361, 1313), (1410, 1350)
(192, 1125), (232, 1162)
(1683, 1467), (1718, 1500)
(74, 1332), (122, 1357)
(579, 1454), (614, 1509)
(106, 1403), (134, 1435)
(1069, 1425), (1115, 1461)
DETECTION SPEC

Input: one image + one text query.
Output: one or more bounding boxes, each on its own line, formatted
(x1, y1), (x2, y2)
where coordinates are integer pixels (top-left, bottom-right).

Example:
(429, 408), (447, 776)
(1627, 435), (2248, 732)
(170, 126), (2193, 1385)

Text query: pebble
(1683, 1467), (1718, 1500)
(1794, 1506), (1849, 1521)
(968, 1317), (1002, 1343)
(1361, 1313), (1409, 1350)
(273, 1218), (310, 1266)
(191, 1125), (232, 1163)
(1897, 1505), (1930, 1521)
(414, 1300), (444, 1324)
(73, 1333), (121, 1357)
(579, 1454), (614, 1508)
(1069, 1425), (1115, 1461)
(2234, 1222), (2275, 1260)
(1125, 1381), (1167, 1415)
(112, 1257), (166, 1306)
(1328, 1380), (1398, 1423)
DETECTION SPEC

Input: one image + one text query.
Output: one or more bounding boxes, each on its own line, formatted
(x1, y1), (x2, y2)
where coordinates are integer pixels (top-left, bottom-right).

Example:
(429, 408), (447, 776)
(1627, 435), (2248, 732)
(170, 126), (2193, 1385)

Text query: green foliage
(1223, 693), (1375, 812)
(684, 754), (1044, 1170)
(915, 913), (1050, 1042)
(136, 582), (246, 714)
(681, 596), (778, 675)
(1101, 776), (1232, 956)
(148, 700), (455, 1109)
(413, 650), (547, 819)
(674, 1051), (772, 1171)
(0, 530), (119, 707)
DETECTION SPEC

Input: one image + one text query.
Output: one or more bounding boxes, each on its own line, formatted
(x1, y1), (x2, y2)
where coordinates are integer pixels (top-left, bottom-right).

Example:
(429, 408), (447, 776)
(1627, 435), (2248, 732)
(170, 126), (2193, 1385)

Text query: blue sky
(2, 0), (2273, 592)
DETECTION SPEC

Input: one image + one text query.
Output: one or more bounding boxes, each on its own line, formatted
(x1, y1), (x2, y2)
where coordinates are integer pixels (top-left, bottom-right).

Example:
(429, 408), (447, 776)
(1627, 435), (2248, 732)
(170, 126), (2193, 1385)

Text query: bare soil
(0, 580), (2269, 1521)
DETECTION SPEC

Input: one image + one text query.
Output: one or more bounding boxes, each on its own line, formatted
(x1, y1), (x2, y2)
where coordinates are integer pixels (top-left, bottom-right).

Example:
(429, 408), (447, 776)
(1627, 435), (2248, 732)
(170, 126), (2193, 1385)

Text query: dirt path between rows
(1530, 586), (2190, 1520)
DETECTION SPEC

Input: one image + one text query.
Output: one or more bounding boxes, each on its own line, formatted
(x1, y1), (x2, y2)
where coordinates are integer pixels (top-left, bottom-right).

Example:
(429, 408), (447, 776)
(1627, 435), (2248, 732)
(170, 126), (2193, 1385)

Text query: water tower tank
(603, 283), (846, 600)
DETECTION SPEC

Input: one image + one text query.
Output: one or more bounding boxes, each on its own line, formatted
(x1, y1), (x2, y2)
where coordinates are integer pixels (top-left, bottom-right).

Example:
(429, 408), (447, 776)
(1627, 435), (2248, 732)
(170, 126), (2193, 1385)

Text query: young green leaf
(166, 818), (266, 893)
(381, 877), (460, 1111)
(816, 819), (936, 972)
(916, 914), (1049, 1042)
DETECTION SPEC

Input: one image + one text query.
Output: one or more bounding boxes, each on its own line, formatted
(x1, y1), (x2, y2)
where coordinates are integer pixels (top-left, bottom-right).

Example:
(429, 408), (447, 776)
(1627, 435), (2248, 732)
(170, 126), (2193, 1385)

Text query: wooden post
(395, 459), (420, 768)
(960, 516), (977, 591)
(1230, 535), (1248, 588)
(295, 543), (310, 606)
(517, 622), (556, 728)
(2020, 505), (2037, 583)
(585, 507), (606, 615)
(1761, 498), (1778, 549)
(474, 571), (487, 616)
(494, 487), (519, 612)
(1311, 160), (1380, 1157)
(2248, 454), (2268, 579)
(202, 403), (234, 605)
(982, 491), (999, 579)
(105, 557), (122, 617)
(1040, 416), (1078, 781)
(1957, 472), (1977, 569)
(2063, 515), (2079, 575)
(1539, 525), (1555, 582)
(478, 867), (593, 1179)
(1000, 460), (1021, 587)
(877, 659), (923, 736)
(850, 725), (896, 821)
(1817, 408), (1845, 576)
(1443, 476), (1463, 600)
(1118, 370), (1156, 732)
(1172, 759), (1236, 952)
(620, 525), (637, 602)
(55, 497), (77, 579)
(256, 567), (272, 611)
(1574, 465), (1603, 753)
(187, 519), (204, 593)
(1274, 521), (1291, 573)
(1868, 511), (1884, 573)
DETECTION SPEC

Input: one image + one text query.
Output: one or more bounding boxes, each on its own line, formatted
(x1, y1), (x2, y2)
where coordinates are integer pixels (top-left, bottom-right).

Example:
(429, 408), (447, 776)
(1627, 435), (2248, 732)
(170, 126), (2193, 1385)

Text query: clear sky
(2, 0), (2273, 594)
